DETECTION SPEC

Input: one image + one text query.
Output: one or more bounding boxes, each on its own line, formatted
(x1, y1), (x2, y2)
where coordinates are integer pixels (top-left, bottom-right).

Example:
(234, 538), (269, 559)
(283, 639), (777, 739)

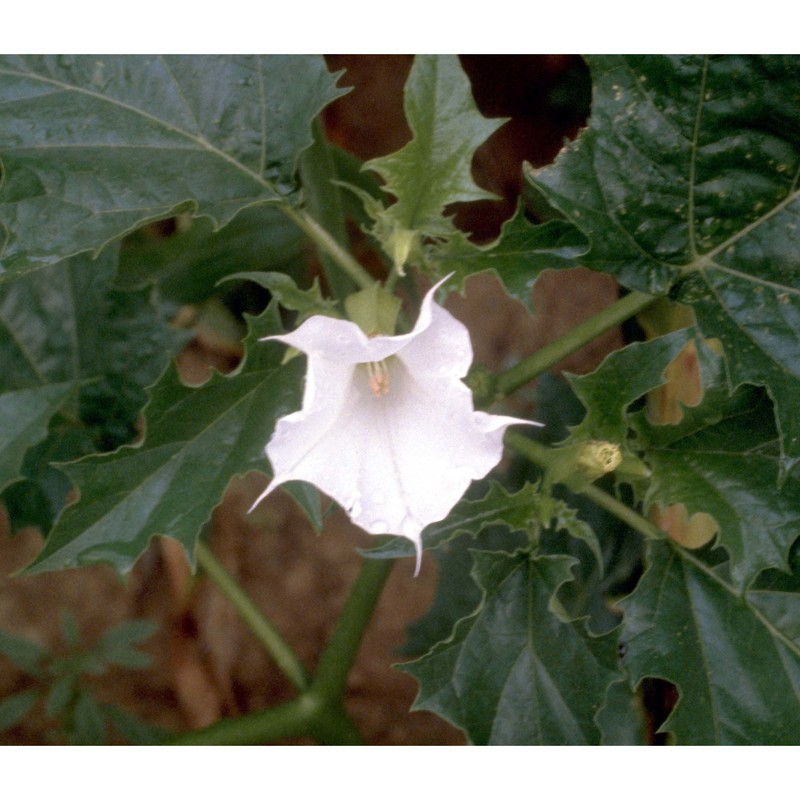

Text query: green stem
(309, 555), (395, 704)
(297, 120), (359, 299)
(495, 290), (657, 398)
(196, 542), (310, 692)
(280, 204), (375, 290)
(580, 481), (663, 541)
(165, 696), (316, 745)
(167, 550), (393, 745)
(164, 691), (363, 746)
(505, 431), (663, 542)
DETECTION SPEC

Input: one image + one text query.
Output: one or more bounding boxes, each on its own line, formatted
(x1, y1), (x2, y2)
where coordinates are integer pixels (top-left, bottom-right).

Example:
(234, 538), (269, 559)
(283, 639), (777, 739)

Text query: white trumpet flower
(250, 278), (537, 573)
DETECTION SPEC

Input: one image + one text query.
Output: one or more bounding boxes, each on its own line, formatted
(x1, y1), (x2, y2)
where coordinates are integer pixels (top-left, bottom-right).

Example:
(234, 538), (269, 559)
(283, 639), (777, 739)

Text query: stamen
(366, 360), (390, 397)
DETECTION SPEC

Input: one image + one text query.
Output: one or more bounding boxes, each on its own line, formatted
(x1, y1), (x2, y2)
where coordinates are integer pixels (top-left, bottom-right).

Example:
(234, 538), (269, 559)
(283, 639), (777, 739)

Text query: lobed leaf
(566, 328), (694, 445)
(365, 481), (600, 566)
(225, 270), (339, 320)
(115, 205), (307, 304)
(620, 540), (800, 744)
(402, 550), (622, 744)
(0, 383), (73, 491)
(429, 207), (586, 311)
(0, 248), (181, 531)
(25, 302), (304, 575)
(0, 247), (180, 450)
(365, 55), (506, 238)
(0, 55), (347, 279)
(634, 339), (800, 588)
(528, 55), (800, 471)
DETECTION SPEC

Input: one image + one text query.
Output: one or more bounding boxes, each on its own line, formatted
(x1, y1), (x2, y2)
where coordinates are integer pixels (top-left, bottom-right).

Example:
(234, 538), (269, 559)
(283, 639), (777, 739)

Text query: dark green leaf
(430, 208), (586, 311)
(0, 690), (40, 732)
(225, 271), (339, 320)
(281, 480), (323, 533)
(566, 329), (694, 445)
(528, 55), (800, 471)
(104, 704), (169, 744)
(0, 55), (347, 279)
(634, 340), (800, 588)
(402, 550), (622, 744)
(364, 481), (542, 559)
(115, 205), (307, 304)
(596, 679), (647, 745)
(297, 121), (359, 298)
(330, 146), (385, 228)
(620, 540), (800, 744)
(70, 691), (107, 745)
(0, 383), (73, 491)
(0, 630), (48, 675)
(0, 247), (181, 452)
(365, 481), (599, 566)
(25, 302), (304, 575)
(1, 425), (95, 535)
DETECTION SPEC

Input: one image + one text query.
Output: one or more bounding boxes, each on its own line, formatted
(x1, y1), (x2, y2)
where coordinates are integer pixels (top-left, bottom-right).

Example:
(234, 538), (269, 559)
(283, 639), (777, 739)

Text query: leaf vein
(0, 66), (273, 192)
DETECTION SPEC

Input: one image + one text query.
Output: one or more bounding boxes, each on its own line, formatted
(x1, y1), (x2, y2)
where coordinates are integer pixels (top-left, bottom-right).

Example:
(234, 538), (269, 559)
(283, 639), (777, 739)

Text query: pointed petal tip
(413, 540), (423, 578)
(247, 480), (277, 514)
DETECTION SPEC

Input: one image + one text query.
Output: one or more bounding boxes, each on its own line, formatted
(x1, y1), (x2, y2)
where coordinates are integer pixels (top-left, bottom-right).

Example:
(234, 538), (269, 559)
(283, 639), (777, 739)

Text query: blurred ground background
(0, 55), (624, 745)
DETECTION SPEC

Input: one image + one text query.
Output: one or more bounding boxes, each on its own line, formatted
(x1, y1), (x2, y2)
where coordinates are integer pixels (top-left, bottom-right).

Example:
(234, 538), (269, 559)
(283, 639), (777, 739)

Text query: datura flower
(249, 278), (537, 573)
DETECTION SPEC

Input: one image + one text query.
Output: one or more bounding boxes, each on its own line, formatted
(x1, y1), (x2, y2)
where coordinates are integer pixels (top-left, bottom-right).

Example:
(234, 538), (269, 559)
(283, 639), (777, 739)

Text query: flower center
(365, 360), (390, 397)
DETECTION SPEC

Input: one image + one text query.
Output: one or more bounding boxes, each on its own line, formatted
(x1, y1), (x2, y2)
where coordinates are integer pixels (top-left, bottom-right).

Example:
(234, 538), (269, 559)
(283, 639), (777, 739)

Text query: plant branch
(308, 555), (395, 705)
(280, 204), (375, 290)
(505, 431), (664, 542)
(165, 696), (316, 745)
(495, 290), (657, 398)
(195, 541), (310, 692)
(167, 549), (394, 745)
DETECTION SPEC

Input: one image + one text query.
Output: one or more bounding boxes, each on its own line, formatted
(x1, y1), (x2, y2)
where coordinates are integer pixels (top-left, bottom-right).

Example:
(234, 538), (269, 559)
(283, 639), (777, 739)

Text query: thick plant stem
(196, 541), (310, 692)
(495, 290), (657, 398)
(309, 556), (395, 705)
(280, 204), (375, 290)
(505, 431), (664, 542)
(166, 696), (317, 745)
(166, 552), (394, 745)
(165, 693), (363, 746)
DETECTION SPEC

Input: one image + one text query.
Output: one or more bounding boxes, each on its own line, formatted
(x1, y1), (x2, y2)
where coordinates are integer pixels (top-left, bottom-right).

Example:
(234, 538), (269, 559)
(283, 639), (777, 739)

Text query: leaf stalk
(505, 431), (664, 542)
(280, 204), (375, 290)
(166, 547), (394, 745)
(495, 290), (657, 398)
(195, 542), (310, 692)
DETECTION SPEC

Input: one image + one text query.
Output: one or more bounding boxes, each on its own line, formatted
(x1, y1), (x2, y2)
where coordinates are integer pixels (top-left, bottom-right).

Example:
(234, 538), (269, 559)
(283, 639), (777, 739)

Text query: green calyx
(344, 283), (402, 337)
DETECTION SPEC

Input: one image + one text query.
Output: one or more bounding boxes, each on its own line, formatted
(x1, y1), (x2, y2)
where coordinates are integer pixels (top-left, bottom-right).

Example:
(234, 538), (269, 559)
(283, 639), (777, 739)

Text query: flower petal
(259, 276), (452, 365)
(251, 275), (538, 574)
(395, 287), (473, 380)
